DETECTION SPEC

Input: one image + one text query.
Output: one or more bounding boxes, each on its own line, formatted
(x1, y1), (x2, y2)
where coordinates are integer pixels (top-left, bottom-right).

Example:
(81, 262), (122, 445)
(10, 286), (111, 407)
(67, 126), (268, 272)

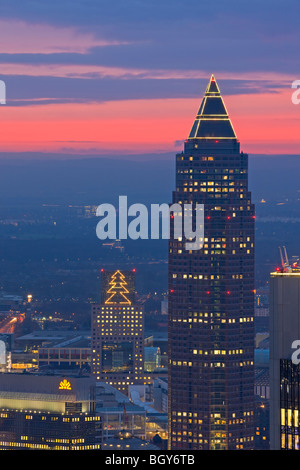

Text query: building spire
(188, 74), (237, 141)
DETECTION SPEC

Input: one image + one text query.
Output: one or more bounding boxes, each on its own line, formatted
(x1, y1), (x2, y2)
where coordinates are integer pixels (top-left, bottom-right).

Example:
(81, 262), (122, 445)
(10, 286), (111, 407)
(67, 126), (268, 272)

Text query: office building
(168, 75), (255, 450)
(0, 334), (13, 372)
(255, 397), (269, 450)
(270, 259), (300, 449)
(95, 382), (146, 441)
(0, 373), (101, 450)
(38, 333), (91, 372)
(91, 269), (144, 394)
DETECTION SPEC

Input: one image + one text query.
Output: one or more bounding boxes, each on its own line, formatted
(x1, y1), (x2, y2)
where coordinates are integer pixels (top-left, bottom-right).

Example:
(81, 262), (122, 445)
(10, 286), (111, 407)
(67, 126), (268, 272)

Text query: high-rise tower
(91, 269), (144, 394)
(168, 75), (255, 450)
(270, 255), (300, 450)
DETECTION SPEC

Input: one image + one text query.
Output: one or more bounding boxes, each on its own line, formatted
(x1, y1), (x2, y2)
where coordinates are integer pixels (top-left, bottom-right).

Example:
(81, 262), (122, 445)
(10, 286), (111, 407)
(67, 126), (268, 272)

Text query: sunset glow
(0, 88), (299, 155)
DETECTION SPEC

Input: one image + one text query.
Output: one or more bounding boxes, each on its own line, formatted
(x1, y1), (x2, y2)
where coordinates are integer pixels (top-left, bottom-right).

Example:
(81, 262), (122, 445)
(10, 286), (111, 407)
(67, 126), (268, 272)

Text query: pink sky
(0, 87), (299, 155)
(0, 19), (299, 156)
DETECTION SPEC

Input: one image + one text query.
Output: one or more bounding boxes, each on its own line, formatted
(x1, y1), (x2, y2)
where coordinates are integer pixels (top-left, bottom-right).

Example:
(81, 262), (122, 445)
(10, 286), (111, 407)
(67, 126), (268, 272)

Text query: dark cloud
(1, 0), (299, 37)
(0, 0), (299, 104)
(0, 33), (298, 76)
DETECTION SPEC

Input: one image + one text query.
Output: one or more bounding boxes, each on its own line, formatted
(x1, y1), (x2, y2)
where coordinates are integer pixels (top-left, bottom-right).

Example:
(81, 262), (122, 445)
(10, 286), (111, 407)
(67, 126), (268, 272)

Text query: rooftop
(188, 74), (237, 142)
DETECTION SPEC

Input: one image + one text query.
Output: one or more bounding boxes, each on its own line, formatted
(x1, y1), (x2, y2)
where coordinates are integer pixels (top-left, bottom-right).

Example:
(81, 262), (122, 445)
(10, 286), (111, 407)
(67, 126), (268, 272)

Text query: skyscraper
(270, 257), (300, 450)
(168, 75), (255, 450)
(91, 269), (144, 394)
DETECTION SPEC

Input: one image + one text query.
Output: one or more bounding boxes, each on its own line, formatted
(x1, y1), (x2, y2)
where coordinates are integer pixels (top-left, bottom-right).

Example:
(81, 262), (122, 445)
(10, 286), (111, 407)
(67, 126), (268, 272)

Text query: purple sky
(0, 0), (299, 155)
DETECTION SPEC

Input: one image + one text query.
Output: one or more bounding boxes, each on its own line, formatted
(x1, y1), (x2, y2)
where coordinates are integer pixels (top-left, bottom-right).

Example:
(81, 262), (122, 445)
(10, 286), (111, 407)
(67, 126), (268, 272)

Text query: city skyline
(168, 74), (255, 450)
(0, 0), (299, 454)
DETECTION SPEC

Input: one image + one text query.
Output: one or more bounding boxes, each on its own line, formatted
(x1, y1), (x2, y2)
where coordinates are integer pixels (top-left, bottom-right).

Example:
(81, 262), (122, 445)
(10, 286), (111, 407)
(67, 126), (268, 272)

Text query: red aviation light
(227, 216), (231, 220)
(206, 291), (210, 295)
(170, 289), (174, 293)
(101, 268), (104, 272)
(226, 291), (231, 295)
(132, 268), (136, 272)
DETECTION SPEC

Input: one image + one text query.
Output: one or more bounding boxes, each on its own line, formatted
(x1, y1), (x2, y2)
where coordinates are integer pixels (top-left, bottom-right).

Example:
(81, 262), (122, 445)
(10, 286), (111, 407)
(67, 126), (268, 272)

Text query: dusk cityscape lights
(0, 0), (300, 458)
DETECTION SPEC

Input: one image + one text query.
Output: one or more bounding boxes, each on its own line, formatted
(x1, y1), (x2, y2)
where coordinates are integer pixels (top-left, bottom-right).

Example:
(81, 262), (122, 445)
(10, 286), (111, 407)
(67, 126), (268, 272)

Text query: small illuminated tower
(91, 269), (144, 394)
(168, 75), (255, 450)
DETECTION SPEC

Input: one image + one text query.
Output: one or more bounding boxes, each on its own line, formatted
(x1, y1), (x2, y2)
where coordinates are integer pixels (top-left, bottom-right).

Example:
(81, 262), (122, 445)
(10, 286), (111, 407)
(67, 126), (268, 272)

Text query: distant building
(270, 262), (300, 450)
(38, 333), (91, 372)
(91, 269), (144, 394)
(96, 382), (146, 441)
(0, 373), (101, 450)
(255, 397), (269, 450)
(255, 289), (269, 309)
(0, 294), (23, 315)
(144, 331), (168, 367)
(161, 299), (168, 315)
(144, 347), (161, 372)
(14, 330), (91, 373)
(102, 433), (160, 450)
(0, 333), (13, 372)
(128, 383), (168, 443)
(16, 330), (90, 351)
(255, 368), (269, 400)
(254, 307), (269, 333)
(153, 377), (168, 413)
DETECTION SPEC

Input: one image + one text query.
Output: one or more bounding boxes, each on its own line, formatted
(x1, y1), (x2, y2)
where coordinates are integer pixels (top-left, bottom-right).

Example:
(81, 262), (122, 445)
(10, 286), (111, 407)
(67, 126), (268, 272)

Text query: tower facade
(168, 75), (255, 450)
(270, 262), (300, 450)
(91, 269), (144, 394)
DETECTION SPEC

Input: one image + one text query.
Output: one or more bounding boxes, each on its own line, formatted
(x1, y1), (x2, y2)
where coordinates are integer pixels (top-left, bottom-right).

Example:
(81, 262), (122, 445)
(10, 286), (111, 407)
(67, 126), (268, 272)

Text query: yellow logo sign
(59, 379), (72, 390)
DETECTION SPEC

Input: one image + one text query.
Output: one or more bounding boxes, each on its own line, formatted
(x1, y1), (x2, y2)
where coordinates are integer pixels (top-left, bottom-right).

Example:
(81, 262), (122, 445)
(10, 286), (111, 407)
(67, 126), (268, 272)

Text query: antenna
(279, 247), (284, 270)
(279, 246), (292, 272)
(283, 246), (292, 272)
(283, 246), (289, 266)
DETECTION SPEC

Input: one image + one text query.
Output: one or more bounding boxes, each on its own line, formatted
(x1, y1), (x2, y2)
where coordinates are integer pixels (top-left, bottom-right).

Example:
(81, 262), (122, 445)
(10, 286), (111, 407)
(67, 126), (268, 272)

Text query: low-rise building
(0, 372), (101, 450)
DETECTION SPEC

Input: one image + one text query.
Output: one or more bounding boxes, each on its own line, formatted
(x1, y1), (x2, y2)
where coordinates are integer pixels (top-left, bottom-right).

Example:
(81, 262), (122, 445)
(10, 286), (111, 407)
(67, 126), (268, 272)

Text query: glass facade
(101, 411), (145, 440)
(280, 359), (300, 450)
(102, 342), (134, 373)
